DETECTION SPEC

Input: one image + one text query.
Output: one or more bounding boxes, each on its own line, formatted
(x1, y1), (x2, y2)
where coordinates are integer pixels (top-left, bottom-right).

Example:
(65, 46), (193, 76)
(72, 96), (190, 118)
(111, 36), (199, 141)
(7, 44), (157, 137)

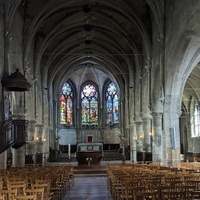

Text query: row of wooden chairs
(0, 188), (43, 200)
(0, 165), (74, 200)
(107, 163), (200, 200)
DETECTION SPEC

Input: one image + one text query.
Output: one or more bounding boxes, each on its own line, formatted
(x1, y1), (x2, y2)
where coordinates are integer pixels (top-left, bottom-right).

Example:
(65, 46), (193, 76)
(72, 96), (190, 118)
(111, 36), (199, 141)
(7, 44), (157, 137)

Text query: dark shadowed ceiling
(21, 0), (152, 90)
(20, 0), (200, 103)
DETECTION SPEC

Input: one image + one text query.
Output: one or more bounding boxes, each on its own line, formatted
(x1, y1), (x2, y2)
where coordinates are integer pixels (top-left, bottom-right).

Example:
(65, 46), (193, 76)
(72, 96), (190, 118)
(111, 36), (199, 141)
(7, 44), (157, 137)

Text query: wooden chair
(6, 177), (22, 182)
(25, 188), (44, 200)
(162, 191), (186, 199)
(166, 180), (183, 190)
(187, 179), (200, 190)
(144, 178), (161, 190)
(0, 182), (3, 190)
(121, 185), (145, 200)
(190, 190), (200, 199)
(32, 183), (53, 200)
(14, 195), (36, 200)
(175, 185), (196, 198)
(0, 189), (17, 200)
(7, 181), (27, 187)
(133, 191), (156, 200)
(7, 183), (26, 196)
(45, 175), (62, 200)
(0, 194), (4, 200)
(152, 185), (171, 199)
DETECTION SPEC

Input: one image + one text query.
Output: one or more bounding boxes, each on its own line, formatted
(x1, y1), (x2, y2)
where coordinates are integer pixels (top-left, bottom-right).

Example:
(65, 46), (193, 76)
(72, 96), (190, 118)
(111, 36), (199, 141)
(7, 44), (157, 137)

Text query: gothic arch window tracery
(106, 82), (119, 125)
(60, 82), (73, 125)
(81, 83), (98, 125)
(192, 102), (200, 137)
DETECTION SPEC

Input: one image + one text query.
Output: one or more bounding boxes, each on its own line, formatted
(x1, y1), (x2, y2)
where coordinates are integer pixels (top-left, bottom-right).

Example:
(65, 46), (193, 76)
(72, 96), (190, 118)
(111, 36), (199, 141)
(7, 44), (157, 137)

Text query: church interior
(1, 0), (200, 199)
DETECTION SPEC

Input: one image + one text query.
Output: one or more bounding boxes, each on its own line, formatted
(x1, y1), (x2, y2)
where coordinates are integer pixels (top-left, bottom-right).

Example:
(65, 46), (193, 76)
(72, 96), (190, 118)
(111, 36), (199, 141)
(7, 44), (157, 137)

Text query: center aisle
(63, 176), (113, 200)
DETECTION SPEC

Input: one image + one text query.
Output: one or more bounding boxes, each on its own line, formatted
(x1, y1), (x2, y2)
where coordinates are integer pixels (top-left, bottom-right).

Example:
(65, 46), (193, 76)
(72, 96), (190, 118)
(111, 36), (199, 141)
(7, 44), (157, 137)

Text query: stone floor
(63, 176), (113, 200)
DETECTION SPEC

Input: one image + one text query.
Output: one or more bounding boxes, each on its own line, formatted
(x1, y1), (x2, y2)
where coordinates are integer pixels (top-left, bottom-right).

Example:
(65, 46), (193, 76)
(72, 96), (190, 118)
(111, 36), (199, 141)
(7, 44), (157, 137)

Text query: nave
(1, 161), (200, 199)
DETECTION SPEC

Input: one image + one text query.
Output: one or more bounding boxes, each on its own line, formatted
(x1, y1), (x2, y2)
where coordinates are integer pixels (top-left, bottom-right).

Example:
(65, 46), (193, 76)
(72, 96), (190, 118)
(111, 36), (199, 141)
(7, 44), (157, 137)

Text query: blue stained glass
(62, 82), (73, 97)
(81, 84), (98, 125)
(106, 82), (119, 125)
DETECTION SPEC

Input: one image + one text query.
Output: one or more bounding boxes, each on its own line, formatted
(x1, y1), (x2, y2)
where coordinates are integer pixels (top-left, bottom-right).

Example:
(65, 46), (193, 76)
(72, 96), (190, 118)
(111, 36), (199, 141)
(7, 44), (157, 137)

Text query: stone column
(135, 121), (143, 152)
(35, 124), (44, 152)
(26, 120), (36, 155)
(35, 124), (44, 165)
(43, 125), (49, 164)
(25, 120), (36, 165)
(152, 112), (163, 163)
(52, 100), (57, 149)
(163, 106), (181, 167)
(129, 86), (136, 162)
(0, 152), (7, 169)
(130, 124), (137, 163)
(11, 115), (26, 168)
(12, 147), (25, 167)
(143, 118), (152, 152)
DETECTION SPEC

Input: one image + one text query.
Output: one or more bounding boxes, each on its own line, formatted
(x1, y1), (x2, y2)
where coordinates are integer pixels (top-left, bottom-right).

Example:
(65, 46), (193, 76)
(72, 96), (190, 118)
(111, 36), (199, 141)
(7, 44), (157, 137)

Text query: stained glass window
(192, 103), (200, 137)
(81, 84), (98, 125)
(106, 82), (119, 125)
(60, 82), (73, 125)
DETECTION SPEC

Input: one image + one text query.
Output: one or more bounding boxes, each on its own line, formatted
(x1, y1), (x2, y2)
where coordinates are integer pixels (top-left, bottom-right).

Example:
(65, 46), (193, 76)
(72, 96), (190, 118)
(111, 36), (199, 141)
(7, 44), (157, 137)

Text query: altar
(76, 143), (103, 165)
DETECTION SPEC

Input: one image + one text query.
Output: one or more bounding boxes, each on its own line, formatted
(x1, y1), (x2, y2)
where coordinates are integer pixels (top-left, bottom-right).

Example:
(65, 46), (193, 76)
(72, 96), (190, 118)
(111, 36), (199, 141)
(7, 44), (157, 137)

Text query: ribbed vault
(22, 0), (152, 92)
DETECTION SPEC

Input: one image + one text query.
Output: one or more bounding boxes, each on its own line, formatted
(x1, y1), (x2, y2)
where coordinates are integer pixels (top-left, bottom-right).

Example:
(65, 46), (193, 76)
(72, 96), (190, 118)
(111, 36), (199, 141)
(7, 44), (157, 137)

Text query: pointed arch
(105, 82), (119, 125)
(60, 82), (73, 125)
(81, 82), (98, 125)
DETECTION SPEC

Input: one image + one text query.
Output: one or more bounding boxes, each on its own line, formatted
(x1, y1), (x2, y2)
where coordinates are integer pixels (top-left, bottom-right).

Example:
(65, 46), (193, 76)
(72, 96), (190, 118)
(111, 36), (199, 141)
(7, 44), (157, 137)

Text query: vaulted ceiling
(15, 0), (200, 105)
(22, 0), (152, 90)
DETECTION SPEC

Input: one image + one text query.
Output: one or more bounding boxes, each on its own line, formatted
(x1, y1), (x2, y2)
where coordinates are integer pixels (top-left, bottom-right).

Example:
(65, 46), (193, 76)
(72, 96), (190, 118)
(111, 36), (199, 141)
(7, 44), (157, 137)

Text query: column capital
(151, 112), (163, 117)
(135, 121), (142, 125)
(36, 124), (44, 128)
(142, 117), (152, 122)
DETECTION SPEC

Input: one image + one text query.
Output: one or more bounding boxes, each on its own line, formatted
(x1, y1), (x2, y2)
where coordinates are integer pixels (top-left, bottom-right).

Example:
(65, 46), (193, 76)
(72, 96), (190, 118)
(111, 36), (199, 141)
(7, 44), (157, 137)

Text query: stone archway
(163, 32), (200, 166)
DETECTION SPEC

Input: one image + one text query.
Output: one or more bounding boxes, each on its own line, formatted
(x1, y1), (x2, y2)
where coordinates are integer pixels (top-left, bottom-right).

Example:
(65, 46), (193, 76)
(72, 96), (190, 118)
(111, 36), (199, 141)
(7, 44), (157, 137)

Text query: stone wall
(0, 1), (4, 123)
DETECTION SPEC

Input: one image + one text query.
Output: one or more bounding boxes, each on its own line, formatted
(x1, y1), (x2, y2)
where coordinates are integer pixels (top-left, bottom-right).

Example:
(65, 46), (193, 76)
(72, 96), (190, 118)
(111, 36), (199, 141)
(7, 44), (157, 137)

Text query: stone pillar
(12, 147), (25, 167)
(135, 121), (143, 152)
(35, 124), (44, 152)
(35, 124), (44, 165)
(11, 114), (26, 167)
(163, 107), (181, 167)
(43, 126), (49, 153)
(53, 100), (58, 149)
(130, 125), (137, 163)
(129, 86), (136, 162)
(130, 126), (134, 161)
(26, 120), (36, 155)
(43, 126), (49, 164)
(25, 120), (36, 165)
(152, 112), (163, 163)
(143, 118), (152, 152)
(0, 151), (7, 169)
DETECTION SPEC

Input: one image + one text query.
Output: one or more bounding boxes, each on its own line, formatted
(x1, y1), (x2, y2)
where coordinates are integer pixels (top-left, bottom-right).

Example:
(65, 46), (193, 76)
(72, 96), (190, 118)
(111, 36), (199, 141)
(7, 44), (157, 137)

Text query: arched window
(60, 82), (73, 125)
(106, 82), (119, 125)
(192, 102), (200, 137)
(81, 83), (98, 125)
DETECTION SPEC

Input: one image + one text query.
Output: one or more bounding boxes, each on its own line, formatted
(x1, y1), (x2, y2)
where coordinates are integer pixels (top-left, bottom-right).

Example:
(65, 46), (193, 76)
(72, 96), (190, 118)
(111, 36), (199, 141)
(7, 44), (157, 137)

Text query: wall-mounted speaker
(170, 127), (176, 150)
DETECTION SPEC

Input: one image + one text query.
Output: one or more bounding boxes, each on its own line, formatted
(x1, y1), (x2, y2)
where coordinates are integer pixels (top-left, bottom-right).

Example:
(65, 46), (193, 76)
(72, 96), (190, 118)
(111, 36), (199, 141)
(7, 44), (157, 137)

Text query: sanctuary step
(73, 165), (107, 175)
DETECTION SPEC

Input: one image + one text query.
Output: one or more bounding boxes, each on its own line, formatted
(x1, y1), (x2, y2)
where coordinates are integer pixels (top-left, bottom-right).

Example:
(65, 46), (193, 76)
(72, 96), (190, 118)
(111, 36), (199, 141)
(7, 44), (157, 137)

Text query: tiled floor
(63, 176), (113, 200)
